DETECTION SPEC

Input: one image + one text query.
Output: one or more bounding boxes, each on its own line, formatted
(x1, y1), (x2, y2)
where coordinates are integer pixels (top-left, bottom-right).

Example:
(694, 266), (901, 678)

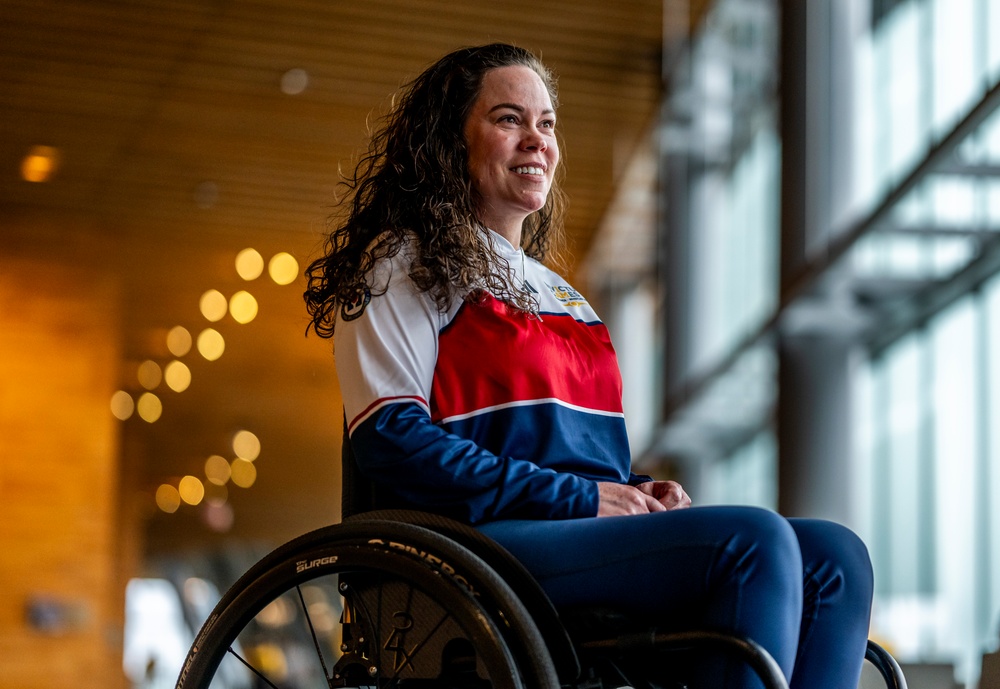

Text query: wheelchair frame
(173, 434), (908, 689)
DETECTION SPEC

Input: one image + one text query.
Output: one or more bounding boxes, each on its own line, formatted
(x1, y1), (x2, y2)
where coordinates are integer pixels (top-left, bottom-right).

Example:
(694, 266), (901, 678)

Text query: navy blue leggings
(478, 506), (873, 689)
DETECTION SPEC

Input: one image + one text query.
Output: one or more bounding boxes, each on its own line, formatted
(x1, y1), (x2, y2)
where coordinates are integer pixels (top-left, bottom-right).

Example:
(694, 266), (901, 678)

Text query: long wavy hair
(304, 43), (567, 338)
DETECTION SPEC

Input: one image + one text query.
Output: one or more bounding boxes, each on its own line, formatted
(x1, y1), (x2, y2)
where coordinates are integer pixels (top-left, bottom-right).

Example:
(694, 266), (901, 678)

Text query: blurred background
(2, 0), (1000, 687)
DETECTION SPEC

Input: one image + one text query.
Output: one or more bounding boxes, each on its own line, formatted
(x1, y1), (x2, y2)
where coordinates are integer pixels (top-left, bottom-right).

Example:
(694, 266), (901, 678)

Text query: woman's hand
(636, 480), (692, 511)
(596, 480), (691, 517)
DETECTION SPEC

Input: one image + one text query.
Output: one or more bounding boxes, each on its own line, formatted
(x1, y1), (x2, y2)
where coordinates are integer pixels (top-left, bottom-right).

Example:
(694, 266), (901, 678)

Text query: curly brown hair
(303, 43), (567, 338)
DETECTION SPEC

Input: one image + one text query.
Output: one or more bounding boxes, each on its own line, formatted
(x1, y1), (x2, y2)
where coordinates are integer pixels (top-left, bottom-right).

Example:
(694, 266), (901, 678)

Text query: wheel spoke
(355, 578), (461, 685)
(226, 646), (284, 689)
(176, 522), (533, 689)
(295, 583), (335, 686)
(385, 608), (452, 684)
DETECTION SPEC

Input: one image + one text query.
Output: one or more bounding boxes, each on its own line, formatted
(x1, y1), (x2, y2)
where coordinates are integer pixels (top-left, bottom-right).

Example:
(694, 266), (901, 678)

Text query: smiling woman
(302, 43), (875, 689)
(463, 65), (559, 245)
(303, 44), (566, 329)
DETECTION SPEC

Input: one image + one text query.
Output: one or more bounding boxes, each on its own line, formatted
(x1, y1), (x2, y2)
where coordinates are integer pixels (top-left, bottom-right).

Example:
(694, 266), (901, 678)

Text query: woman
(305, 43), (873, 689)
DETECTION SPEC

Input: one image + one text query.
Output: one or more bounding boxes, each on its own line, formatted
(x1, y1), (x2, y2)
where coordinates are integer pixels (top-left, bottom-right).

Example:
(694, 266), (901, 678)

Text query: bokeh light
(300, 586), (337, 633)
(110, 391), (134, 421)
(268, 252), (299, 286)
(197, 328), (225, 361)
(257, 597), (295, 628)
(166, 325), (192, 357)
(235, 248), (264, 281)
(21, 145), (60, 182)
(136, 392), (163, 423)
(183, 578), (213, 608)
(230, 458), (257, 488)
(137, 360), (162, 390)
(205, 455), (231, 485)
(232, 429), (261, 461)
(199, 289), (228, 322)
(156, 484), (181, 513)
(229, 290), (258, 324)
(248, 643), (288, 680)
(280, 68), (309, 95)
(164, 360), (191, 392)
(178, 475), (205, 505)
(202, 501), (234, 532)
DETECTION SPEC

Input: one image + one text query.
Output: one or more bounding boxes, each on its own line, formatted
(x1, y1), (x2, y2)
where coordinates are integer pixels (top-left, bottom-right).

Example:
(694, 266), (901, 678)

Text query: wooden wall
(0, 249), (129, 689)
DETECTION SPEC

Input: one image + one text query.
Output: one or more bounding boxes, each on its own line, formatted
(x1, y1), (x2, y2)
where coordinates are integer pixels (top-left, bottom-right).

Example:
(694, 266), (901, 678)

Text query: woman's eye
(541, 120), (555, 129)
(499, 114), (518, 124)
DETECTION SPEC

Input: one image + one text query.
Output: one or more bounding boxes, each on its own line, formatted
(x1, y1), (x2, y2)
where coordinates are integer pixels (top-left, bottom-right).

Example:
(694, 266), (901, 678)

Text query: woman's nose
(522, 130), (547, 151)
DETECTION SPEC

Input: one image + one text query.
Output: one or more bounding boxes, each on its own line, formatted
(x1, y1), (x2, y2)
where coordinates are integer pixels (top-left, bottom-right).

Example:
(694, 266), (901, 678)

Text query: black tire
(175, 520), (558, 689)
(347, 510), (581, 684)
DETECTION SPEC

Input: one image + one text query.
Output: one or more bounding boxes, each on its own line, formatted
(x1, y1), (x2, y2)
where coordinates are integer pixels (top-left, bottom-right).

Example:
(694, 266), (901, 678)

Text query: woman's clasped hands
(596, 480), (692, 517)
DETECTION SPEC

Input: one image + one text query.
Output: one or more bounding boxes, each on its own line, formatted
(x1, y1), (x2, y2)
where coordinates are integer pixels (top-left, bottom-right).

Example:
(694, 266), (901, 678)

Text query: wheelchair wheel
(175, 520), (557, 689)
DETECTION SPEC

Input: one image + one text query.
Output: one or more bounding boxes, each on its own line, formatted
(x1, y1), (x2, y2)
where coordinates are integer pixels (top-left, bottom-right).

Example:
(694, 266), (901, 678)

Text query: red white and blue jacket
(335, 232), (637, 524)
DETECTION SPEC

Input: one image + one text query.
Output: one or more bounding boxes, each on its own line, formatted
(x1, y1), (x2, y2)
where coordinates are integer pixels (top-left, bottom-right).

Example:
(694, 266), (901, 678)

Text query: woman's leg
(787, 519), (874, 689)
(479, 506), (805, 686)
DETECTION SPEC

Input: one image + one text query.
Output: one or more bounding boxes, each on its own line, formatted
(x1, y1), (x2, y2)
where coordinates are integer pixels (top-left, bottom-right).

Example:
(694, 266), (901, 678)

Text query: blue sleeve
(352, 401), (601, 524)
(628, 473), (653, 485)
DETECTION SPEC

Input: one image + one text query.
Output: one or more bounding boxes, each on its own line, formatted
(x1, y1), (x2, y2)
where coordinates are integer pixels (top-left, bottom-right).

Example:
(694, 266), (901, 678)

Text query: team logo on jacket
(341, 288), (371, 321)
(549, 284), (587, 307)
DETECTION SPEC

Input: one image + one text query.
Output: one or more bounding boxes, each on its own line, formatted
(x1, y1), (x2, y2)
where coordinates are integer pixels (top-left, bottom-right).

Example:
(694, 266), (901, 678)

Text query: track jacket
(335, 231), (637, 524)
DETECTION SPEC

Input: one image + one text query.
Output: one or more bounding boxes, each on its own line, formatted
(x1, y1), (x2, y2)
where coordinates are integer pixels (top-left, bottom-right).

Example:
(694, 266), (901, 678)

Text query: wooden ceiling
(0, 0), (706, 555)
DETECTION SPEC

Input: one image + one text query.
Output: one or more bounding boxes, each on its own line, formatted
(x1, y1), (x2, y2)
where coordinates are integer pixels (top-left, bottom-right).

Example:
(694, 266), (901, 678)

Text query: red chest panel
(430, 295), (624, 423)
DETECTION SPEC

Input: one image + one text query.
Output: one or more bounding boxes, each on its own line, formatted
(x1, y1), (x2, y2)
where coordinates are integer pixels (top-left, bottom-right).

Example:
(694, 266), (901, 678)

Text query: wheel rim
(179, 543), (522, 689)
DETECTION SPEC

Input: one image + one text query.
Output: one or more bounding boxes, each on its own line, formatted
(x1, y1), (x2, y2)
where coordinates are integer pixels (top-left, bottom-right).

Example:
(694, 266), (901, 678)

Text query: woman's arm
(352, 401), (599, 523)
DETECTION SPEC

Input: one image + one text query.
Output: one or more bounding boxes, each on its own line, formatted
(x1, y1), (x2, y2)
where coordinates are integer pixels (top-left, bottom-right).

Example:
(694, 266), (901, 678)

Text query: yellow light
(164, 360), (191, 392)
(229, 290), (258, 324)
(136, 392), (163, 423)
(21, 145), (60, 183)
(232, 429), (261, 461)
(178, 475), (205, 505)
(197, 328), (225, 361)
(268, 252), (299, 286)
(199, 289), (228, 322)
(245, 643), (288, 681)
(205, 454), (231, 485)
(230, 458), (257, 488)
(167, 325), (192, 357)
(156, 484), (181, 513)
(257, 597), (295, 627)
(137, 359), (162, 390)
(236, 248), (264, 281)
(110, 390), (134, 421)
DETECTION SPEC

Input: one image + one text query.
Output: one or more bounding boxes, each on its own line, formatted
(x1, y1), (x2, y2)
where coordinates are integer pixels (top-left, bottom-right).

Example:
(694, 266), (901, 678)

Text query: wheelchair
(174, 437), (907, 689)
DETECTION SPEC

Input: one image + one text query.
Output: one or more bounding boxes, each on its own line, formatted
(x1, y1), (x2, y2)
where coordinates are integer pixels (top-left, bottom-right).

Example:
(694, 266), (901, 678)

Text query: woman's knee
(731, 507), (802, 560)
(791, 519), (874, 605)
(710, 507), (803, 597)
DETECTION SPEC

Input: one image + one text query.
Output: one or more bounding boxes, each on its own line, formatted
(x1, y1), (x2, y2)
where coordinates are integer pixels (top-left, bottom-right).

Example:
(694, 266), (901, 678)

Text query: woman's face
(463, 65), (559, 241)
